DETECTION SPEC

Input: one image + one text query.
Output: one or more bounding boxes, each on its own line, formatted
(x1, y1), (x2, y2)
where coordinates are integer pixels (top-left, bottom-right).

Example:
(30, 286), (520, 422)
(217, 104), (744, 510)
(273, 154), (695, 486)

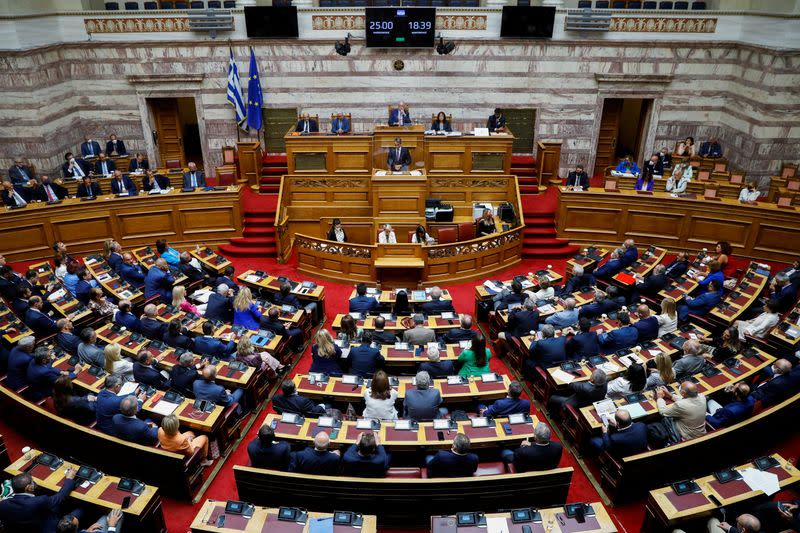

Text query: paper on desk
(622, 402), (647, 419)
(600, 361), (623, 373)
(47, 288), (66, 302)
(483, 280), (503, 293)
(537, 304), (554, 314)
(191, 289), (212, 304)
(118, 381), (139, 396)
(245, 274), (261, 283)
(150, 400), (180, 417)
(308, 517), (334, 533)
(551, 369), (576, 384)
(486, 517), (510, 533)
(739, 467), (780, 496)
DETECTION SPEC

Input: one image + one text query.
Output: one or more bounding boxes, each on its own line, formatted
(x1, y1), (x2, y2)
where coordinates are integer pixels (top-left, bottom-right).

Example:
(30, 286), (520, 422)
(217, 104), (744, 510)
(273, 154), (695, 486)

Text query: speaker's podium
(374, 244), (425, 288)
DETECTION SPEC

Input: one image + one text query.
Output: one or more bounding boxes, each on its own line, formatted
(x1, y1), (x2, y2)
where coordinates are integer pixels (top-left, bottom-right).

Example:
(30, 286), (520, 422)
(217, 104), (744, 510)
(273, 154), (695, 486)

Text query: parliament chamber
(0, 1), (799, 532)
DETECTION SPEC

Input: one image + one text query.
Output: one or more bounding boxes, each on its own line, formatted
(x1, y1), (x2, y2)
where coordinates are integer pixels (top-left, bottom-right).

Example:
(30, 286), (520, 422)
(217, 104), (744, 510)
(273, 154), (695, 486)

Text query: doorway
(148, 97), (202, 168)
(594, 98), (653, 172)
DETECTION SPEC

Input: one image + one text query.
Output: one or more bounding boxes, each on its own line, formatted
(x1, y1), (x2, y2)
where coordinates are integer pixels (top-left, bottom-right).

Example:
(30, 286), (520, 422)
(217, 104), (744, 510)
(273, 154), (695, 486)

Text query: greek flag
(226, 48), (247, 130)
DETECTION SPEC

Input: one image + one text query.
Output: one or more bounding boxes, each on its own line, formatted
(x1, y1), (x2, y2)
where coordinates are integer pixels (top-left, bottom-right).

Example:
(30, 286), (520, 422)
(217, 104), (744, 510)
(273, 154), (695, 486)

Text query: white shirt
(739, 188), (760, 202)
(334, 228), (345, 242)
(737, 312), (779, 340)
(378, 231), (397, 244)
(656, 312), (678, 337)
(666, 174), (691, 194)
(605, 377), (634, 399)
(525, 287), (555, 301)
(411, 232), (434, 245)
(363, 388), (398, 420)
(112, 359), (135, 381)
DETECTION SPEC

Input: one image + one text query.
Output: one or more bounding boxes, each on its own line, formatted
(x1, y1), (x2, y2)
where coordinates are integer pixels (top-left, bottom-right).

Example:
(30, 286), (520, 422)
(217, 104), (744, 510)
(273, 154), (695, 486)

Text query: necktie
(45, 185), (56, 202)
(152, 176), (161, 192)
(88, 143), (94, 156)
(304, 121), (308, 133)
(191, 173), (196, 188)
(19, 167), (28, 180)
(118, 179), (126, 194)
(396, 148), (400, 161)
(12, 190), (26, 206)
(74, 162), (84, 177)
(102, 162), (107, 174)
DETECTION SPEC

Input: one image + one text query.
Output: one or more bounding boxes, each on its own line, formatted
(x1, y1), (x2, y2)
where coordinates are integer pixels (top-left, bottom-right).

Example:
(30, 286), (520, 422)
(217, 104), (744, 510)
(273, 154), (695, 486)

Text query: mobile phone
(437, 431), (444, 441)
(330, 428), (339, 439)
(121, 496), (131, 509)
(270, 420), (278, 429)
(502, 423), (512, 435)
(216, 515), (226, 527)
(522, 526), (532, 533)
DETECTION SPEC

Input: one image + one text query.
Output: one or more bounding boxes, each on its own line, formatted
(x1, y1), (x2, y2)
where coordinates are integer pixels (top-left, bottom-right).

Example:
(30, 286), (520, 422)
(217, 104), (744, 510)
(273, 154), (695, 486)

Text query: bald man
(655, 381), (706, 441)
(193, 366), (244, 410)
(750, 358), (795, 407)
(632, 304), (659, 341)
(673, 513), (760, 533)
(289, 430), (341, 475)
(144, 258), (174, 303)
(119, 253), (145, 288)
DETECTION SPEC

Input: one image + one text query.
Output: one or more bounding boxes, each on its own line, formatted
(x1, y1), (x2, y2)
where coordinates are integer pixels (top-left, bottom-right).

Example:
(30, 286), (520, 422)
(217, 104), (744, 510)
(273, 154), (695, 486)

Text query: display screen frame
(500, 6), (556, 39)
(365, 7), (437, 48)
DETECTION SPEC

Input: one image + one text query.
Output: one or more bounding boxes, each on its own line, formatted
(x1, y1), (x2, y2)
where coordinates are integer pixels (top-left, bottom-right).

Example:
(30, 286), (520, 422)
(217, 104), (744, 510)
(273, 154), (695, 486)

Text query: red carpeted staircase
(217, 190), (279, 258)
(512, 155), (540, 195)
(259, 154), (287, 194)
(521, 187), (580, 258)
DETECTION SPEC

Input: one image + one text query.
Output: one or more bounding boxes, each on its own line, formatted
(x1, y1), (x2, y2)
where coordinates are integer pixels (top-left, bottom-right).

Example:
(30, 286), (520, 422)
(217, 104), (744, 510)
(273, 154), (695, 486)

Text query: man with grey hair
(96, 374), (145, 435)
(499, 299), (539, 344)
(768, 272), (797, 313)
(178, 251), (208, 284)
(77, 327), (105, 367)
(621, 238), (638, 266)
(426, 433), (479, 478)
(548, 368), (608, 416)
(404, 370), (445, 421)
(560, 263), (595, 297)
(592, 248), (625, 283)
(419, 345), (455, 378)
(170, 352), (200, 395)
(544, 297), (579, 330)
(144, 257), (174, 303)
(205, 283), (234, 323)
(139, 303), (167, 340)
(112, 395), (159, 445)
(655, 381), (706, 441)
(444, 314), (477, 343)
(479, 380), (530, 417)
(289, 431), (341, 475)
(503, 422), (563, 472)
(378, 223), (397, 244)
(422, 286), (454, 315)
(631, 263), (668, 303)
(525, 324), (567, 377)
(6, 335), (36, 390)
(403, 314), (435, 345)
(672, 339), (705, 379)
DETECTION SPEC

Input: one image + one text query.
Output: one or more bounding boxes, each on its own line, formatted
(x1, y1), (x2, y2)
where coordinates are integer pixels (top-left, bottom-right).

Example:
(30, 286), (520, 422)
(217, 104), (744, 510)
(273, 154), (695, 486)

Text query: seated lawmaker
(421, 287), (453, 315)
(598, 312), (639, 353)
(295, 112), (318, 134)
(613, 156), (640, 176)
(178, 251), (208, 284)
(1, 180), (29, 207)
(605, 362), (646, 399)
(666, 159), (692, 193)
(479, 380), (530, 417)
(0, 470), (78, 532)
(768, 273), (797, 314)
(735, 300), (780, 340)
(119, 253), (145, 288)
(498, 298), (539, 344)
(106, 133), (126, 156)
(331, 112), (350, 135)
(206, 283), (235, 323)
(548, 367), (606, 416)
(630, 264), (668, 303)
(6, 336), (35, 390)
(654, 381), (707, 442)
(248, 425), (292, 471)
(56, 319), (81, 355)
(387, 138), (411, 172)
(163, 318), (194, 350)
(233, 287), (262, 330)
(566, 164), (590, 190)
(706, 382), (754, 429)
(560, 264), (594, 297)
(366, 316), (397, 345)
(140, 304), (167, 339)
(502, 423), (562, 473)
(632, 304), (659, 342)
(327, 218), (347, 243)
(431, 111), (451, 133)
(81, 135), (102, 158)
(144, 258), (175, 303)
(171, 353), (199, 396)
(112, 395), (158, 445)
(62, 152), (90, 178)
(590, 408), (648, 457)
(487, 108), (506, 133)
(143, 170), (170, 193)
(194, 321), (236, 359)
(24, 296), (58, 336)
(310, 329), (343, 376)
(389, 101), (411, 126)
(272, 379), (326, 417)
(30, 175), (67, 202)
(158, 414), (212, 466)
(110, 170), (137, 196)
(348, 342), (385, 378)
(128, 153), (150, 172)
(92, 152), (116, 176)
(289, 431), (341, 475)
(477, 209), (496, 237)
(342, 432), (390, 478)
(133, 350), (172, 390)
(678, 279), (722, 321)
(544, 298), (579, 330)
(215, 266), (239, 294)
(525, 325), (567, 373)
(738, 181), (760, 204)
(114, 300), (140, 332)
(53, 375), (96, 425)
(591, 248), (624, 283)
(182, 162), (206, 189)
(698, 137), (722, 158)
(378, 224), (397, 244)
(492, 279), (525, 311)
(76, 176), (101, 198)
(664, 251), (691, 279)
(8, 157), (35, 186)
(621, 239), (638, 266)
(404, 371), (444, 421)
(657, 147), (672, 169)
(566, 318), (600, 359)
(260, 307), (304, 352)
(411, 224), (435, 245)
(193, 365), (244, 408)
(77, 327), (105, 367)
(26, 346), (78, 402)
(444, 314), (478, 343)
(426, 433), (479, 478)
(750, 358), (794, 408)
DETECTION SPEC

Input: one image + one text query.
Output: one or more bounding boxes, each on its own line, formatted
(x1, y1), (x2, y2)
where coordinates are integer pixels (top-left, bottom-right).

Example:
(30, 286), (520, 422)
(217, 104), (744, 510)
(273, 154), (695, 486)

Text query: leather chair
(436, 228), (457, 245)
(457, 222), (475, 241)
(124, 1), (139, 8)
(216, 168), (236, 186)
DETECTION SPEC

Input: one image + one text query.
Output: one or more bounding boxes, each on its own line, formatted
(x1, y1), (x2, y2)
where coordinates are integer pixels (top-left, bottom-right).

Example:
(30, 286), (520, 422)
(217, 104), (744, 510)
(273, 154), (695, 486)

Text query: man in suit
(215, 266), (239, 294)
(750, 358), (794, 408)
(421, 287), (454, 315)
(110, 170), (137, 196)
(295, 112), (319, 133)
(105, 133), (126, 156)
(592, 249), (624, 283)
(768, 273), (797, 314)
(6, 336), (36, 390)
(74, 268), (94, 304)
(349, 283), (379, 314)
(404, 371), (445, 421)
(112, 395), (159, 445)
(11, 285), (30, 317)
(170, 353), (200, 396)
(403, 316), (436, 345)
(444, 314), (478, 343)
(560, 264), (594, 297)
(486, 108), (506, 132)
(480, 381), (530, 417)
(182, 161), (206, 189)
(566, 164), (590, 190)
(30, 175), (67, 202)
(492, 280), (526, 311)
(113, 300), (140, 332)
(347, 342), (385, 377)
(590, 408), (648, 457)
(525, 325), (567, 375)
(544, 298), (579, 330)
(178, 251), (208, 283)
(96, 374), (144, 435)
(331, 112), (350, 134)
(630, 264), (668, 303)
(387, 137), (412, 172)
(75, 176), (102, 198)
(632, 304), (659, 342)
(1, 179), (29, 207)
(57, 508), (124, 533)
(388, 101), (411, 126)
(698, 138), (723, 158)
(655, 381), (707, 441)
(248, 425), (292, 471)
(56, 319), (81, 355)
(341, 432), (390, 478)
(205, 283), (235, 323)
(565, 318), (600, 359)
(24, 296), (58, 336)
(642, 154), (664, 182)
(579, 291), (613, 320)
(8, 157), (35, 185)
(0, 468), (77, 532)
(289, 431), (341, 475)
(26, 346), (76, 402)
(92, 152), (116, 175)
(426, 433), (479, 478)
(677, 279), (723, 322)
(548, 368), (607, 417)
(118, 253), (145, 288)
(419, 346), (455, 378)
(259, 307), (304, 352)
(706, 383), (754, 429)
(621, 239), (638, 267)
(133, 350), (171, 390)
(367, 316), (397, 345)
(144, 258), (174, 303)
(80, 135), (102, 158)
(194, 365), (244, 408)
(657, 147), (672, 169)
(503, 423), (562, 473)
(77, 327), (105, 367)
(272, 379), (326, 417)
(598, 313), (639, 353)
(62, 152), (90, 179)
(128, 153), (150, 172)
(194, 322), (236, 359)
(142, 171), (170, 194)
(0, 264), (23, 299)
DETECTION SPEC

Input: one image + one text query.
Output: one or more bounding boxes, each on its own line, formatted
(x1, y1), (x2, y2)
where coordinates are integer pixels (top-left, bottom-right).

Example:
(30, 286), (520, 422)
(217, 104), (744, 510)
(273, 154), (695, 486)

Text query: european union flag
(246, 47), (264, 131)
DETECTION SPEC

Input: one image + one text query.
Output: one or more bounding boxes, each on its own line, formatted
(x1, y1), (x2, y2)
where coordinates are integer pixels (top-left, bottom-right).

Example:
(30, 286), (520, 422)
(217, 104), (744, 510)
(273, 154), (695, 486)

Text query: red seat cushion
(386, 467), (422, 479)
(458, 222), (475, 241)
(474, 461), (506, 477)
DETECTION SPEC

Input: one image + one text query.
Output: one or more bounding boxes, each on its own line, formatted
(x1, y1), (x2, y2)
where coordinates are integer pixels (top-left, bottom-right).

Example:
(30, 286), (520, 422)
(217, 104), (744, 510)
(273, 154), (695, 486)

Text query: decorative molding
(127, 74), (205, 84)
(84, 17), (192, 34)
(311, 14), (487, 31)
(295, 235), (372, 259)
(430, 177), (509, 189)
(291, 178), (368, 189)
(427, 229), (521, 259)
(609, 17), (717, 33)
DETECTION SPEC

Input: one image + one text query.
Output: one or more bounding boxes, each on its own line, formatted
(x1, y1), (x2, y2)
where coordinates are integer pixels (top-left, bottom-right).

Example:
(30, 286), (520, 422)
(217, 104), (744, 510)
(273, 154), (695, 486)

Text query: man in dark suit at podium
(388, 138), (412, 172)
(182, 162), (206, 189)
(487, 108), (506, 132)
(389, 102), (411, 126)
(566, 165), (590, 190)
(295, 113), (318, 134)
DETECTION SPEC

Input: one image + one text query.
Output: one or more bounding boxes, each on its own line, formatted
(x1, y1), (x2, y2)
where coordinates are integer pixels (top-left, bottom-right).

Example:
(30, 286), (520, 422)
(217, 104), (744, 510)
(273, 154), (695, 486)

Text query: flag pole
(229, 41), (241, 144)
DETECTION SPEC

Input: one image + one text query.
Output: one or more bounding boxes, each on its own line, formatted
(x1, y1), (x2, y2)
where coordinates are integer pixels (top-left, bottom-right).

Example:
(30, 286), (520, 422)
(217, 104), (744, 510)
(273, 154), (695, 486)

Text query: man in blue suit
(7, 336), (36, 390)
(205, 284), (235, 323)
(444, 314), (478, 343)
(24, 296), (58, 336)
(96, 374), (138, 435)
(579, 292), (612, 320)
(630, 264), (668, 304)
(591, 249), (625, 283)
(387, 138), (412, 172)
(112, 395), (158, 445)
(706, 383), (754, 429)
(26, 346), (77, 402)
(113, 300), (141, 332)
(331, 112), (350, 134)
(182, 162), (206, 189)
(769, 273), (797, 314)
(129, 153), (150, 172)
(598, 313), (639, 353)
(404, 371), (445, 421)
(144, 258), (174, 303)
(589, 408), (648, 457)
(750, 359), (794, 408)
(171, 353), (199, 396)
(1, 179), (30, 207)
(341, 432), (390, 478)
(248, 425), (292, 471)
(193, 365), (244, 409)
(194, 322), (236, 359)
(92, 152), (116, 175)
(110, 170), (137, 195)
(559, 264), (594, 297)
(56, 319), (81, 355)
(133, 350), (171, 390)
(349, 283), (379, 314)
(388, 102), (411, 126)
(418, 347), (455, 378)
(621, 239), (638, 267)
(421, 287), (454, 315)
(289, 431), (341, 475)
(106, 133), (126, 156)
(566, 318), (600, 359)
(74, 268), (94, 304)
(119, 253), (145, 288)
(295, 113), (319, 133)
(632, 304), (659, 342)
(347, 342), (385, 378)
(62, 152), (91, 179)
(142, 171), (170, 193)
(80, 135), (102, 157)
(0, 468), (77, 532)
(677, 280), (722, 321)
(8, 158), (35, 185)
(544, 298), (579, 330)
(272, 379), (326, 417)
(139, 304), (167, 340)
(479, 381), (530, 417)
(525, 325), (567, 375)
(664, 252), (690, 279)
(426, 433), (479, 478)
(259, 307), (304, 351)
(215, 266), (239, 294)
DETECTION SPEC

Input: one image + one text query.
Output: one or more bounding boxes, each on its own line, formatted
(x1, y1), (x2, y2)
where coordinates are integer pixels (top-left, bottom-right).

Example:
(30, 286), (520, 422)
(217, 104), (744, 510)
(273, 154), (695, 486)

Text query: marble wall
(0, 38), (797, 185)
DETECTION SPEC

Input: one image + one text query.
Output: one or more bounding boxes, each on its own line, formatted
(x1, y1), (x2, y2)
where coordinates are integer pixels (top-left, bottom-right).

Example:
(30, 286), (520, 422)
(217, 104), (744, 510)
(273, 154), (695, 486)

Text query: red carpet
(521, 187), (580, 259)
(217, 190), (278, 258)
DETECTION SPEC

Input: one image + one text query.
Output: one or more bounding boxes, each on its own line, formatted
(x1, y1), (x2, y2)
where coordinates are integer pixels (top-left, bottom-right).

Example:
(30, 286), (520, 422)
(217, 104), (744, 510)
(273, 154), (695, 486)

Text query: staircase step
(512, 155), (536, 166)
(243, 227), (276, 237)
(521, 245), (580, 257)
(218, 245), (277, 257)
(523, 237), (572, 246)
(524, 228), (557, 238)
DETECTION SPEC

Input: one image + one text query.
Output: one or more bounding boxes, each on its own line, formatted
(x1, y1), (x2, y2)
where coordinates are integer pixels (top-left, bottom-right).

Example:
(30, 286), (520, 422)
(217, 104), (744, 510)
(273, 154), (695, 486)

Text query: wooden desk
(85, 254), (143, 302)
(238, 271), (325, 302)
(191, 499), (378, 533)
(6, 449), (165, 531)
(425, 133), (513, 175)
(372, 124), (426, 171)
(566, 247), (609, 276)
(349, 287), (453, 304)
(191, 247), (232, 275)
(432, 503), (617, 533)
(709, 262), (770, 325)
(131, 246), (189, 286)
(611, 246), (667, 288)
(141, 390), (224, 434)
(331, 314), (463, 333)
(53, 354), (106, 394)
(0, 307), (32, 345)
(95, 322), (151, 357)
(474, 270), (564, 302)
(0, 187), (243, 263)
(556, 188), (800, 262)
(285, 132), (374, 174)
